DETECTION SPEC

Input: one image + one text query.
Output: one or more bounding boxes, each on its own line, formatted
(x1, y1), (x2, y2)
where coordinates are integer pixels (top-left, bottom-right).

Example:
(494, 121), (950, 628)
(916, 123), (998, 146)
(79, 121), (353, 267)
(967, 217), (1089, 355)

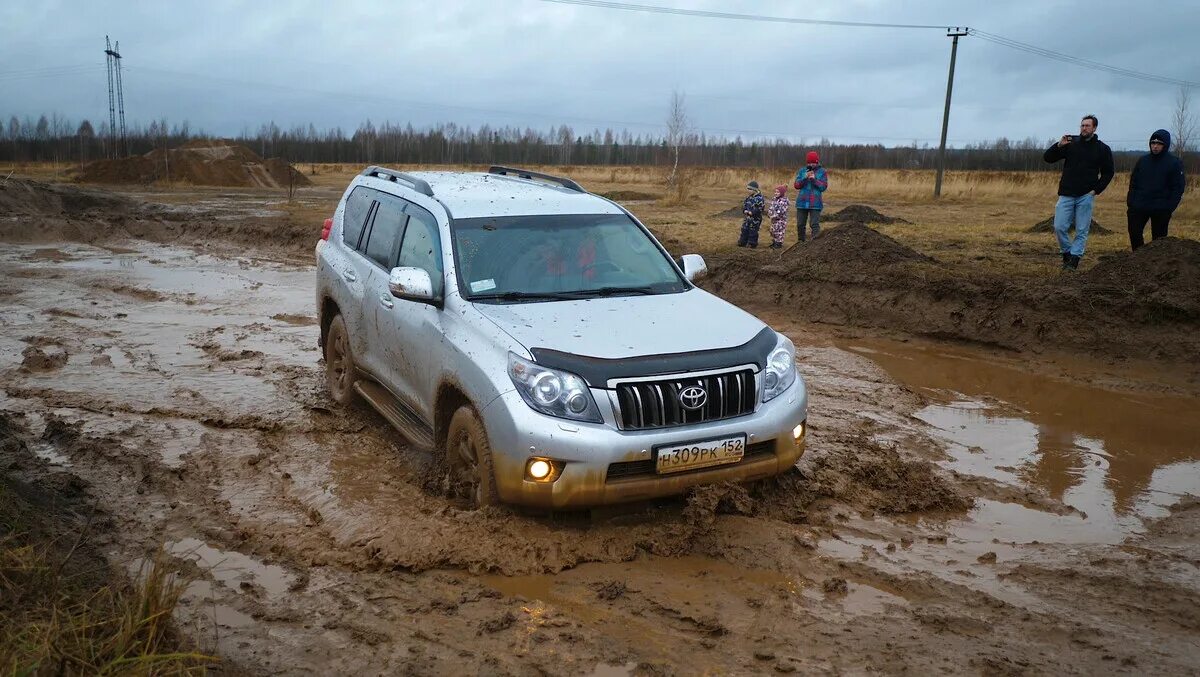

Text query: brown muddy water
(3, 237), (1199, 675)
(842, 337), (1200, 543)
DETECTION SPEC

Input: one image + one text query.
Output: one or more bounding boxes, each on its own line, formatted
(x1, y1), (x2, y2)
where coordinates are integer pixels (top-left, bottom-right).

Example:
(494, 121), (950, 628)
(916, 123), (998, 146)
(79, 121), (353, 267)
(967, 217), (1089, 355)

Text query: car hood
(472, 288), (766, 359)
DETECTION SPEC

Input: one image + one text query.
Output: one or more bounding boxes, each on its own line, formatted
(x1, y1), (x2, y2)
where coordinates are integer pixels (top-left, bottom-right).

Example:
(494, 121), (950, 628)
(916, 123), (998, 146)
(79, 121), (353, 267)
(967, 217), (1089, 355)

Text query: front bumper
(479, 379), (808, 509)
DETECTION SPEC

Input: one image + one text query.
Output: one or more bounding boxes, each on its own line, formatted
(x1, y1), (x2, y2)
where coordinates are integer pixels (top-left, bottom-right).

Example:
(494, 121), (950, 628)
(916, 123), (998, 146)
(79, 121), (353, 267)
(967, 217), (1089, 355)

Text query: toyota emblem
(679, 385), (707, 411)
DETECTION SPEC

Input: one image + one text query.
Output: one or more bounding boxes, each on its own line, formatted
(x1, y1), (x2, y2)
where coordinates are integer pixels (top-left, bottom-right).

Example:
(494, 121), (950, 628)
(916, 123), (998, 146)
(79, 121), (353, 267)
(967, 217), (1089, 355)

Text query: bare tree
(665, 90), (689, 187)
(1174, 85), (1196, 160)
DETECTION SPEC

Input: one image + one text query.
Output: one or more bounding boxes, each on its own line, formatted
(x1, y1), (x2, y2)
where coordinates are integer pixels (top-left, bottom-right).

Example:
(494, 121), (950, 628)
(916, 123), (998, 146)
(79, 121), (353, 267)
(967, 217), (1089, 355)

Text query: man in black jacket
(1043, 114), (1115, 270)
(1126, 129), (1186, 250)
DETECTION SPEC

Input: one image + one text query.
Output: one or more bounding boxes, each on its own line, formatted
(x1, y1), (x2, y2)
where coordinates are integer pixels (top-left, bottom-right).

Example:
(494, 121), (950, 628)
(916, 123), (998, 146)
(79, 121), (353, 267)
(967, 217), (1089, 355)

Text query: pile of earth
(0, 178), (162, 243)
(75, 139), (311, 189)
(821, 205), (910, 224)
(599, 190), (658, 201)
(0, 179), (316, 257)
(713, 205), (750, 218)
(1027, 215), (1113, 235)
(704, 223), (1200, 362)
(1081, 237), (1200, 321)
(0, 178), (140, 218)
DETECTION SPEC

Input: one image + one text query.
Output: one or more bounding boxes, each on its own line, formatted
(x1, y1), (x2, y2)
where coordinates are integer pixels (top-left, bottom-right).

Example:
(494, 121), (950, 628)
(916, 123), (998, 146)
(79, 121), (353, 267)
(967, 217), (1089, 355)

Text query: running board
(354, 380), (435, 451)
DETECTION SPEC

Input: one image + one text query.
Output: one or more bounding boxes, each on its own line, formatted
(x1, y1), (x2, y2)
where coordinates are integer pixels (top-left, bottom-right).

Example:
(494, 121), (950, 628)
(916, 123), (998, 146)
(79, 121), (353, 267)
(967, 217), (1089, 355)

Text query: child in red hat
(767, 185), (790, 249)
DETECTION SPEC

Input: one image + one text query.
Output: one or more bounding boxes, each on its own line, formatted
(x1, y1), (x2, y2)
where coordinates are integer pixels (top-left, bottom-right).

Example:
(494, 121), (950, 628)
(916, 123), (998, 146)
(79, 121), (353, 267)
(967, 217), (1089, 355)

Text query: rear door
(330, 186), (377, 359)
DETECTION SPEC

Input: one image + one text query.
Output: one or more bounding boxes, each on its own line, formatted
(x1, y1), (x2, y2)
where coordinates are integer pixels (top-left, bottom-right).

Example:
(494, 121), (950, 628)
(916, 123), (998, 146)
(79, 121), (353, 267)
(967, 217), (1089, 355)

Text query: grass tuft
(1, 484), (215, 675)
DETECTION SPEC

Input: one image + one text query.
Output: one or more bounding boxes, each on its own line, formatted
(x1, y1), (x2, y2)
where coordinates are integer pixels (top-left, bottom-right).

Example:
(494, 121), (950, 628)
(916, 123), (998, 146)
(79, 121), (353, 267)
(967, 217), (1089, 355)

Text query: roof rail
(488, 165), (585, 193)
(360, 165), (434, 197)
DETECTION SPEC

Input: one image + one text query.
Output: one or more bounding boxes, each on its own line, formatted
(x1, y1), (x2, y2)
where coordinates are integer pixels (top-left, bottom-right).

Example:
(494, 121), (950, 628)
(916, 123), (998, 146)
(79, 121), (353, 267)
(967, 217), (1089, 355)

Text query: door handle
(343, 270), (357, 282)
(379, 294), (394, 309)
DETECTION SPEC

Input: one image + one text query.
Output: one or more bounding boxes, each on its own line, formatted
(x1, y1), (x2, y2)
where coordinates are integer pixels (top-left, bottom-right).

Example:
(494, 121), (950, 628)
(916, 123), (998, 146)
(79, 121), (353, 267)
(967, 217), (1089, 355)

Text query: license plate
(655, 435), (746, 474)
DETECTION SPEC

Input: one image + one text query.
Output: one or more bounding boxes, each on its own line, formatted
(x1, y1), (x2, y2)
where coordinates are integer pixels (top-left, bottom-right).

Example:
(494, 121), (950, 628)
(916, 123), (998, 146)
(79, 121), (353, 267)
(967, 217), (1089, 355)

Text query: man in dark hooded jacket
(1126, 129), (1186, 250)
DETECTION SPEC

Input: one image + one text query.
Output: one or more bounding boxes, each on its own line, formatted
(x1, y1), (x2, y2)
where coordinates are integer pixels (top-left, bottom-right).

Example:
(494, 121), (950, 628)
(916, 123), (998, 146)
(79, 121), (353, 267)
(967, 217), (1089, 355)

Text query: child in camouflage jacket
(737, 181), (765, 248)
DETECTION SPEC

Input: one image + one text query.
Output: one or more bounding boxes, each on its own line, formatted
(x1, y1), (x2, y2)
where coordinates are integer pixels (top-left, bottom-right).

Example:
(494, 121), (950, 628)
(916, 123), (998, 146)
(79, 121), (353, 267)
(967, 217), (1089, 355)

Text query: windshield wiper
(561, 286), (659, 298)
(470, 291), (580, 302)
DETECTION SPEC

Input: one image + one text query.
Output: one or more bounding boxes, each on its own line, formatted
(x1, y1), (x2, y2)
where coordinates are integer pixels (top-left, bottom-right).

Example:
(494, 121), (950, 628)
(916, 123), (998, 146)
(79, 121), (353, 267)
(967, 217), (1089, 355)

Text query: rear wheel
(445, 406), (498, 508)
(324, 314), (357, 405)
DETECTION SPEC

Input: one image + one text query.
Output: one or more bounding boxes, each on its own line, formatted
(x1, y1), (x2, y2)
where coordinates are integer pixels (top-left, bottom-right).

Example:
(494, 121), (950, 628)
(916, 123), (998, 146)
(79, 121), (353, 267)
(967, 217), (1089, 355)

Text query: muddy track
(2, 185), (1199, 674)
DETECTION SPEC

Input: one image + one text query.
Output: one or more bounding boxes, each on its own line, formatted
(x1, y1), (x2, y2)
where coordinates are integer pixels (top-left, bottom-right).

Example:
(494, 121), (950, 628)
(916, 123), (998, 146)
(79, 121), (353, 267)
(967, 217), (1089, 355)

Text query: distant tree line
(1, 113), (1177, 173)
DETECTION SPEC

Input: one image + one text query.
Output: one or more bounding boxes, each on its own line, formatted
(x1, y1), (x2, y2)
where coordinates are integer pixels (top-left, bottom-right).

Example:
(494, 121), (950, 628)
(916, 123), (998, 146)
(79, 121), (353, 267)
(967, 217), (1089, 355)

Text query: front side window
(451, 213), (688, 302)
(363, 198), (406, 269)
(398, 205), (443, 297)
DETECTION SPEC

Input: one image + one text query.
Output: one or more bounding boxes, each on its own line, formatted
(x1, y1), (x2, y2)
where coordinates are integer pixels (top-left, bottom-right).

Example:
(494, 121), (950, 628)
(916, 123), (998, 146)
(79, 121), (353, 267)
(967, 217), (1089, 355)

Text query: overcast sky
(2, 0), (1197, 150)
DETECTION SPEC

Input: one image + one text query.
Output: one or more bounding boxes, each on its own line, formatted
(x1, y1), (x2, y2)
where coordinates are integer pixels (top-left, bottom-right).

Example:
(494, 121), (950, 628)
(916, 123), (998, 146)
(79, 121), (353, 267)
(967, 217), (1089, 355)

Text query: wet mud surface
(2, 186), (1199, 674)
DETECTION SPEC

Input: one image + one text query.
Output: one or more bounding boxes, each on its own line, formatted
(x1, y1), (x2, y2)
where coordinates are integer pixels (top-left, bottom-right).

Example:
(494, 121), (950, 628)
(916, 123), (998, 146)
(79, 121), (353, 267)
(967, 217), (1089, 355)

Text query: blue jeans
(1053, 194), (1094, 257)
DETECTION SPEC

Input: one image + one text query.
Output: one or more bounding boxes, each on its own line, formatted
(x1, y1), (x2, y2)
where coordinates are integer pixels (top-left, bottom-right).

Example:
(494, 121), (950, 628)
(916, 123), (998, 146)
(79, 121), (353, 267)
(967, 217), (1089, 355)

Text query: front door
(357, 195), (407, 385)
(377, 201), (445, 423)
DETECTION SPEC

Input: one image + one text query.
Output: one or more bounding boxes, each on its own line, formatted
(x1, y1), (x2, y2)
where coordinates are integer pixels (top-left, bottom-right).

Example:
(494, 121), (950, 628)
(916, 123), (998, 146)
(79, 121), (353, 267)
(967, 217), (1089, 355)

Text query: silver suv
(316, 166), (808, 509)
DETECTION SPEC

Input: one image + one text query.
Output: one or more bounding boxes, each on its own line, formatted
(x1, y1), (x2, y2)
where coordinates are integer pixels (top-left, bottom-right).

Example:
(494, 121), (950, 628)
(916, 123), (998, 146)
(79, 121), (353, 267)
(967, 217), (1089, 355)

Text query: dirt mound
(1027, 215), (1113, 235)
(599, 190), (658, 201)
(780, 222), (933, 271)
(1081, 237), (1200, 319)
(0, 178), (138, 217)
(0, 178), (316, 256)
(822, 205), (910, 224)
(713, 205), (748, 218)
(76, 140), (311, 189)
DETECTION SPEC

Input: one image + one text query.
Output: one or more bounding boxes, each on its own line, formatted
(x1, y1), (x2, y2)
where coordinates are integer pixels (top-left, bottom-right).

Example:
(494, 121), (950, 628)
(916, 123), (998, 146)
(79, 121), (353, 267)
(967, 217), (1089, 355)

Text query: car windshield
(451, 213), (689, 302)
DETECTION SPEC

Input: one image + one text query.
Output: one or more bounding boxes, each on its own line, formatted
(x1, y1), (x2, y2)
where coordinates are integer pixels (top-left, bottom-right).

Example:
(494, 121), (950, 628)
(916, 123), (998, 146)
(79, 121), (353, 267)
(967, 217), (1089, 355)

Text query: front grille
(615, 369), (756, 430)
(605, 440), (776, 482)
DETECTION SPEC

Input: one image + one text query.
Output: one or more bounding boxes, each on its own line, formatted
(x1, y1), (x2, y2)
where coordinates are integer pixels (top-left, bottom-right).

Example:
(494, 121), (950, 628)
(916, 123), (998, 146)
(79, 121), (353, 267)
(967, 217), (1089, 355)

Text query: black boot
(1067, 255), (1080, 270)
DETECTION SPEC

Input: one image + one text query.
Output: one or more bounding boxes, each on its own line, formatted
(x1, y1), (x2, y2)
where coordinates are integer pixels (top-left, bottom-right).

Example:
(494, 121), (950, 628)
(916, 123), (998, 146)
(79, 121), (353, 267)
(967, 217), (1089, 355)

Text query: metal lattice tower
(104, 36), (117, 157)
(104, 36), (126, 158)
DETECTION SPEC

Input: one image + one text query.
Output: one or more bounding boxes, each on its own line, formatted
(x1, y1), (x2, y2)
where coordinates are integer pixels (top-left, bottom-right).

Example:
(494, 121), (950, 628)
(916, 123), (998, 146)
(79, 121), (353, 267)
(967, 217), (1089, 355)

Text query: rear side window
(398, 205), (443, 297)
(342, 187), (374, 248)
(363, 197), (407, 269)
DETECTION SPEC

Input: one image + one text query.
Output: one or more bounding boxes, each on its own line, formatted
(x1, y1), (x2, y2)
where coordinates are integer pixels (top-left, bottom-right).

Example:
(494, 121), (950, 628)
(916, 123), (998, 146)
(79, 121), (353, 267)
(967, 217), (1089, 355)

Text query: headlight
(508, 352), (603, 423)
(762, 334), (797, 402)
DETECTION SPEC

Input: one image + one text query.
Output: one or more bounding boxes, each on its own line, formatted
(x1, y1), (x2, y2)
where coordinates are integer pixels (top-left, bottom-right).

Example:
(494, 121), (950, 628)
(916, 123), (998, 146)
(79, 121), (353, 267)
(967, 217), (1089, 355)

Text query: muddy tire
(445, 406), (499, 508)
(324, 314), (357, 405)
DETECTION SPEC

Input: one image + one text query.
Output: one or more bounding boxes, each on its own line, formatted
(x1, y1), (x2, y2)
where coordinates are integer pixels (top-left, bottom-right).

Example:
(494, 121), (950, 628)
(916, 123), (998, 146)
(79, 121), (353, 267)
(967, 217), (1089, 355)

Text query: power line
(534, 0), (1195, 89)
(533, 0), (949, 30)
(967, 29), (1199, 88)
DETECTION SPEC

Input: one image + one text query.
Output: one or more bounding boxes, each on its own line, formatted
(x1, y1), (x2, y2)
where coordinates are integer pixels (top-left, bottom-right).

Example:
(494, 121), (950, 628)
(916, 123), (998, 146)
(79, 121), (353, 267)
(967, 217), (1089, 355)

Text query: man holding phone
(1043, 114), (1115, 270)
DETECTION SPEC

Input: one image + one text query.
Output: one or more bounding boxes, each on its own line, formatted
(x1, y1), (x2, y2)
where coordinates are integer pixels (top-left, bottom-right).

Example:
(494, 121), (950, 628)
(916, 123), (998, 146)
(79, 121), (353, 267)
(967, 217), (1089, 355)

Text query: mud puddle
(841, 336), (1200, 543)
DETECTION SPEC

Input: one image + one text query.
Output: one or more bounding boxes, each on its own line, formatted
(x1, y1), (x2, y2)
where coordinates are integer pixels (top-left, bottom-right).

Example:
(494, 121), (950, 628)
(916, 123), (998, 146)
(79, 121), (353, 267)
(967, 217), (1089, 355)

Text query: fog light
(527, 458), (553, 481)
(793, 422), (806, 440)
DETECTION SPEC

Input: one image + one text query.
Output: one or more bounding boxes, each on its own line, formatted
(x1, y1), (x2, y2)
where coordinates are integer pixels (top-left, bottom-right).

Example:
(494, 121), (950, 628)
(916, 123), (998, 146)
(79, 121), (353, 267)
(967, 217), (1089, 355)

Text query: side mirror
(680, 254), (707, 282)
(388, 267), (436, 303)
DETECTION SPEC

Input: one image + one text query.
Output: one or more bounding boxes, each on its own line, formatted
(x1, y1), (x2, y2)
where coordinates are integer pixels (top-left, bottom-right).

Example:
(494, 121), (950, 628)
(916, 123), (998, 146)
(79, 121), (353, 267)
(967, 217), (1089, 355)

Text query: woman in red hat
(793, 151), (829, 242)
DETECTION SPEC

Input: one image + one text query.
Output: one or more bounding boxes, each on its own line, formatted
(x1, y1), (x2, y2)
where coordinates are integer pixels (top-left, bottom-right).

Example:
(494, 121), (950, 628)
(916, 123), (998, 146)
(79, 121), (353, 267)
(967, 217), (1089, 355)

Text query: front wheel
(324, 314), (357, 405)
(445, 406), (498, 508)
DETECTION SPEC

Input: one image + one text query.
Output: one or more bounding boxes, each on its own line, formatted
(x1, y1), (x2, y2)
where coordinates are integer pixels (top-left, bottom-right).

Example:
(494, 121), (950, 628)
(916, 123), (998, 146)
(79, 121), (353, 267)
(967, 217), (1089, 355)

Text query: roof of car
(359, 170), (625, 220)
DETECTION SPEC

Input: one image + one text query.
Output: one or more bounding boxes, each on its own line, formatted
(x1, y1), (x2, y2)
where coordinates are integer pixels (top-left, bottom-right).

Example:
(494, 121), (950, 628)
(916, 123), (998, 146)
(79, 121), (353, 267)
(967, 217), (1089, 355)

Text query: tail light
(320, 217), (333, 241)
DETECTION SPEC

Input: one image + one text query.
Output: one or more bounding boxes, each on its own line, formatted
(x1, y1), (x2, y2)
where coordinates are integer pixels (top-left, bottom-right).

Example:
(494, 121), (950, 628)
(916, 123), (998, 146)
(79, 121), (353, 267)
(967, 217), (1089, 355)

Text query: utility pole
(104, 37), (126, 158)
(934, 27), (969, 198)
